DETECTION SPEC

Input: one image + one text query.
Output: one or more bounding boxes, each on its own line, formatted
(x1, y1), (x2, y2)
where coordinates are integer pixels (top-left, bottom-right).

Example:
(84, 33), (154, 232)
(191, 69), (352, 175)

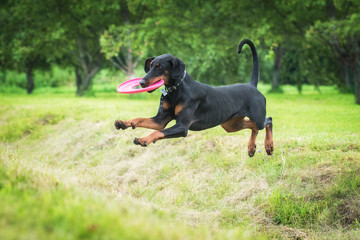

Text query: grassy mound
(0, 85), (359, 239)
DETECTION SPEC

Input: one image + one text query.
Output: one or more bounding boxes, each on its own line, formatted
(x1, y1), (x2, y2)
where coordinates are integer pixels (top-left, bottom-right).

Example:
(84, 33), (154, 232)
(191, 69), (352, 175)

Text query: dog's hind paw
(265, 143), (274, 156)
(264, 123), (274, 155)
(248, 144), (256, 157)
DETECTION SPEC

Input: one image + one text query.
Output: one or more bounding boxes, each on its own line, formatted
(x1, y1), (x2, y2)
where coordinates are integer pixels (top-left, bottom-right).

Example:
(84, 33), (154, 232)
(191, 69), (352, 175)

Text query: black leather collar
(161, 70), (187, 96)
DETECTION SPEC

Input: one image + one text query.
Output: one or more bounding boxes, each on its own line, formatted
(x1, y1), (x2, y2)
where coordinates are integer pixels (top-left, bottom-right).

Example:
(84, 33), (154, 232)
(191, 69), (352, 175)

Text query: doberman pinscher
(114, 39), (274, 157)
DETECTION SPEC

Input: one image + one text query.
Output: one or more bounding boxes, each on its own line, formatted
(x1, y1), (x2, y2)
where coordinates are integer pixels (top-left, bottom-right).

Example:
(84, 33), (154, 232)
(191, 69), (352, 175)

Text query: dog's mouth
(148, 77), (164, 87)
(140, 77), (161, 88)
(140, 76), (165, 93)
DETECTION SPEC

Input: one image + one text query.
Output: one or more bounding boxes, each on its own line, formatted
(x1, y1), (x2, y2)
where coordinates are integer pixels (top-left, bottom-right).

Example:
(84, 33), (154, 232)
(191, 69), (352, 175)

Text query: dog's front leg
(133, 122), (189, 147)
(132, 101), (198, 147)
(114, 116), (172, 130)
(114, 118), (145, 130)
(115, 100), (173, 131)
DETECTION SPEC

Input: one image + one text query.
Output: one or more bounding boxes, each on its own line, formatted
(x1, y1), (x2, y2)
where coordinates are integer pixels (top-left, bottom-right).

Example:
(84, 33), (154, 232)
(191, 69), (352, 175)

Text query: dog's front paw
(114, 120), (127, 130)
(115, 120), (135, 130)
(133, 137), (148, 147)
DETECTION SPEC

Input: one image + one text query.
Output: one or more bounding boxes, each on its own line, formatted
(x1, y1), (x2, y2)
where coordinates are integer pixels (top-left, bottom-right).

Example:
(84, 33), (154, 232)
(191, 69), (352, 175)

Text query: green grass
(1, 156), (241, 240)
(0, 84), (359, 239)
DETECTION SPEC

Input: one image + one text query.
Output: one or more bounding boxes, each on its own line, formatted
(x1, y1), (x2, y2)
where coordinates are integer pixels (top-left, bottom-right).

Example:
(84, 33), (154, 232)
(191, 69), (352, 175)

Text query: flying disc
(117, 78), (164, 94)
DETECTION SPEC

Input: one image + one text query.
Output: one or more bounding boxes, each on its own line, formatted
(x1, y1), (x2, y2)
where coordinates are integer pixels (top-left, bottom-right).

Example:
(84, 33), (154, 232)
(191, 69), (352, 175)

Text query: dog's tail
(238, 39), (259, 88)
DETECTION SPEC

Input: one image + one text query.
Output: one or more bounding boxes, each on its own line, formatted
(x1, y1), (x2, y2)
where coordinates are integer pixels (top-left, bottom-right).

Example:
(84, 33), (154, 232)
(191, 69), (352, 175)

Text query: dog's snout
(139, 79), (146, 88)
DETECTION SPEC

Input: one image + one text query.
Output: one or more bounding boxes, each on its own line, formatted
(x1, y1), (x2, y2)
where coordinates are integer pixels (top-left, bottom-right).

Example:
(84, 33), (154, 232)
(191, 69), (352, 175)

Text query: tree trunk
(109, 34), (139, 80)
(75, 66), (97, 96)
(338, 58), (351, 89)
(25, 67), (35, 94)
(75, 67), (84, 96)
(352, 64), (360, 105)
(272, 67), (280, 90)
(72, 37), (102, 96)
(343, 64), (351, 88)
(296, 68), (302, 94)
(328, 34), (359, 103)
(272, 45), (284, 91)
(0, 69), (6, 84)
(125, 26), (137, 80)
(107, 2), (139, 80)
(351, 37), (360, 104)
(75, 71), (98, 97)
(126, 50), (135, 80)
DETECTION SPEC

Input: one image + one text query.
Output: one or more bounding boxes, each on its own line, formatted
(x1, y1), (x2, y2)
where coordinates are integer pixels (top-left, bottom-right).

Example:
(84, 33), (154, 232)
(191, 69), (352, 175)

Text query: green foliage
(0, 71), (27, 89)
(304, 0), (360, 102)
(0, 1), (62, 70)
(0, 66), (75, 91)
(101, 24), (146, 60)
(1, 0), (360, 101)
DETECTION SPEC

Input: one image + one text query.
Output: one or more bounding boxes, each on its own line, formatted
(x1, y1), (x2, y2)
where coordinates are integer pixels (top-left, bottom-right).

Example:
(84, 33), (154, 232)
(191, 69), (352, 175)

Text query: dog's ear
(170, 57), (186, 80)
(144, 57), (155, 73)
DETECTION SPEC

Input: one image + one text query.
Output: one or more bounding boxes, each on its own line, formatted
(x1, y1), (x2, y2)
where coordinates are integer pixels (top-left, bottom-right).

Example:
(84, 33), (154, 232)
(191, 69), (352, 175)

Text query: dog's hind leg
(264, 117), (274, 155)
(221, 116), (258, 157)
(248, 124), (259, 157)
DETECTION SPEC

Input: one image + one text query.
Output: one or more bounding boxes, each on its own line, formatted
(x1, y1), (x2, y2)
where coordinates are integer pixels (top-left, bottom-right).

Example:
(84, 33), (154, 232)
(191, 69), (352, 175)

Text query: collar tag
(160, 89), (167, 96)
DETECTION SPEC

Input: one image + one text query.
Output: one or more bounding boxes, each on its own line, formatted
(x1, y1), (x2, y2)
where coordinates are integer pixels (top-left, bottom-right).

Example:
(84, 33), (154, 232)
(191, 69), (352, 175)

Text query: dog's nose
(139, 79), (146, 88)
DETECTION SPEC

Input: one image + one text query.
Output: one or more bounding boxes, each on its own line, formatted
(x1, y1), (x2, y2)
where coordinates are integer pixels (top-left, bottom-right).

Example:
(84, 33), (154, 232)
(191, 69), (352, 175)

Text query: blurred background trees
(0, 0), (359, 103)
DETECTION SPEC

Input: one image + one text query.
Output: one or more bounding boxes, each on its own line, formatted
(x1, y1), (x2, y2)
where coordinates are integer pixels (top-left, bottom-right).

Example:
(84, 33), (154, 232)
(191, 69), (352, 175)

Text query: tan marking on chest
(162, 100), (171, 110)
(174, 103), (184, 116)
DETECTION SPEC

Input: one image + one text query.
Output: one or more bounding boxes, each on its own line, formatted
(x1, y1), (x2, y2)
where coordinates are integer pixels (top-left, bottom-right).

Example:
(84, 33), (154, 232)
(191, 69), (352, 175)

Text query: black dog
(115, 39), (273, 157)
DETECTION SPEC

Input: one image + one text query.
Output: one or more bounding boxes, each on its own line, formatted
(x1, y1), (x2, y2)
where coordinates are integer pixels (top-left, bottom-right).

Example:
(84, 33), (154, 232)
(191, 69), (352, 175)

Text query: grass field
(1, 84), (360, 239)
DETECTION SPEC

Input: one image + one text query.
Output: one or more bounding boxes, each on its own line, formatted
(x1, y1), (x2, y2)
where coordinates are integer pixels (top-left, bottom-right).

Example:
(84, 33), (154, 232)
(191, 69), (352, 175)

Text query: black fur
(115, 39), (274, 156)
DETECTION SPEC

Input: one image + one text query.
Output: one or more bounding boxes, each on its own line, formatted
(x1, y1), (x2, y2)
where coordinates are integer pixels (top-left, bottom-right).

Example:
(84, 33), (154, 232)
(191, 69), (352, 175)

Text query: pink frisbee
(117, 78), (164, 94)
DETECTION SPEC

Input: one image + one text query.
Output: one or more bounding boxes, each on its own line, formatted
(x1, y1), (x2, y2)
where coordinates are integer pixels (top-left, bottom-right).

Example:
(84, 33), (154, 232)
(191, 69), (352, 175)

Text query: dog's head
(140, 54), (185, 92)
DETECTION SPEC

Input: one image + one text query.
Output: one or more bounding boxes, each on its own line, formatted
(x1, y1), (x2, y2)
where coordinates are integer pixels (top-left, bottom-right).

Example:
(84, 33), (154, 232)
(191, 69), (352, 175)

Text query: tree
(307, 0), (360, 104)
(249, 0), (329, 92)
(100, 1), (148, 79)
(54, 0), (122, 96)
(0, 0), (61, 93)
(1, 0), (145, 95)
(137, 0), (256, 85)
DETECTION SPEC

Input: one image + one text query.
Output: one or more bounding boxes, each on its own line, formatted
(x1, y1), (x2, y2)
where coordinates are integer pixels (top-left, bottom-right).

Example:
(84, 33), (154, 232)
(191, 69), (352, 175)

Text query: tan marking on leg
(132, 118), (162, 129)
(135, 130), (165, 146)
(221, 116), (245, 132)
(221, 117), (258, 157)
(120, 117), (171, 130)
(244, 119), (258, 157)
(248, 128), (258, 157)
(264, 124), (274, 155)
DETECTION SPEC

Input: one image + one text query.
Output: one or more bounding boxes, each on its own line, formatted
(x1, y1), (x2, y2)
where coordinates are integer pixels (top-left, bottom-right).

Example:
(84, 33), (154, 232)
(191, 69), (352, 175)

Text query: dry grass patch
(1, 89), (360, 239)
